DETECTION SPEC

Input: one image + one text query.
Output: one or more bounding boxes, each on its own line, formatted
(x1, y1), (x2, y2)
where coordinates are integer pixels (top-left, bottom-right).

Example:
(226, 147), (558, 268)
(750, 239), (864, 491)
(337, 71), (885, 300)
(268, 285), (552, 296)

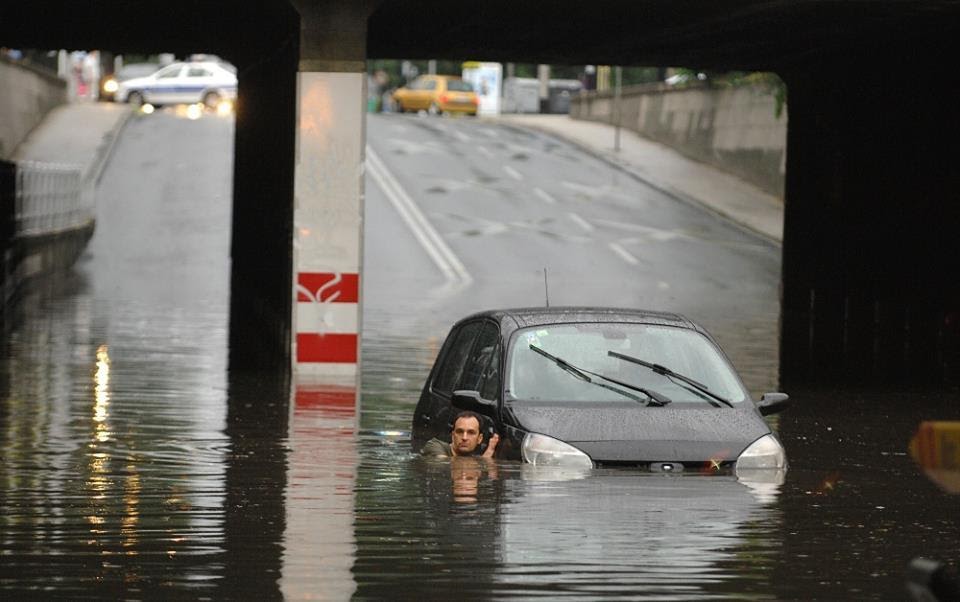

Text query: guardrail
(2, 158), (96, 329)
(15, 160), (92, 236)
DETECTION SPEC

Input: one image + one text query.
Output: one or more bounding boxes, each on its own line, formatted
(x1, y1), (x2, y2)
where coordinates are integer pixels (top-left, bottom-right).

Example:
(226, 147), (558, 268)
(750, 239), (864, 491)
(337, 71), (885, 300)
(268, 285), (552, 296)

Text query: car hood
(508, 402), (770, 463)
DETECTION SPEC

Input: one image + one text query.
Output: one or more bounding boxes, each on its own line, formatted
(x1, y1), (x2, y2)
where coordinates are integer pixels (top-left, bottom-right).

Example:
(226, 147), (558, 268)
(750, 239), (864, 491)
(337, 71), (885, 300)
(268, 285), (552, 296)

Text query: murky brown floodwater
(2, 110), (959, 600)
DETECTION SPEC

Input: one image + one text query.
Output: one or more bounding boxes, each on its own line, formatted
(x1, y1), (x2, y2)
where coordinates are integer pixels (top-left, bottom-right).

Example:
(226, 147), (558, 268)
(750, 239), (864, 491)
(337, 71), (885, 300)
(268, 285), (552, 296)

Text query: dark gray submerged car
(411, 307), (790, 475)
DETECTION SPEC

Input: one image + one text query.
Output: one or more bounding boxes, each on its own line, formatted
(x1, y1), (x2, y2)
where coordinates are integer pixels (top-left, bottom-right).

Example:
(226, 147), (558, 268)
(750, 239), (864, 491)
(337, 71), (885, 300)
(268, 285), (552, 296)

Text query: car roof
(459, 306), (706, 333)
(160, 61), (226, 70)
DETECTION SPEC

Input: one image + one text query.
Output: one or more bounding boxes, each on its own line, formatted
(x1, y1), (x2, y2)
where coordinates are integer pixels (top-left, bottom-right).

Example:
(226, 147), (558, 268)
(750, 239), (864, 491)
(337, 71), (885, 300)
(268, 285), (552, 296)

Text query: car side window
(423, 80), (437, 90)
(187, 68), (212, 77)
(156, 66), (181, 79)
(478, 343), (502, 402)
(458, 322), (499, 393)
(432, 322), (481, 396)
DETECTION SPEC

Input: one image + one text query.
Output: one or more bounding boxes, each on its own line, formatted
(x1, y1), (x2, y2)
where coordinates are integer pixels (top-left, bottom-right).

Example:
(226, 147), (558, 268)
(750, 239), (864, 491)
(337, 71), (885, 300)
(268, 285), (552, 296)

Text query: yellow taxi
(392, 75), (479, 116)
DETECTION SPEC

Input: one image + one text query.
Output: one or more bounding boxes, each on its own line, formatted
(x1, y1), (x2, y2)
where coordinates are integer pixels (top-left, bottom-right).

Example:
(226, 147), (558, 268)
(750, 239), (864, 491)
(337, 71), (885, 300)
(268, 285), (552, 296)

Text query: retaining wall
(0, 56), (66, 160)
(570, 83), (787, 197)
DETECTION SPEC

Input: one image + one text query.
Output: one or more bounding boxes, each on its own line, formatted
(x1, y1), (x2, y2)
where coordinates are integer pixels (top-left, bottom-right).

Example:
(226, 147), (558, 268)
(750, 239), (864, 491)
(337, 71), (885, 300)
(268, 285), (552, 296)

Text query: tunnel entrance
(3, 1), (960, 389)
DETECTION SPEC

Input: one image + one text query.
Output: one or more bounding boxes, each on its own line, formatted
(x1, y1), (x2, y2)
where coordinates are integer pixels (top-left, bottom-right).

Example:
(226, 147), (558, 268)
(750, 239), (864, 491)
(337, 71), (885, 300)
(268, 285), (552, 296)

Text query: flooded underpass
(1, 108), (959, 600)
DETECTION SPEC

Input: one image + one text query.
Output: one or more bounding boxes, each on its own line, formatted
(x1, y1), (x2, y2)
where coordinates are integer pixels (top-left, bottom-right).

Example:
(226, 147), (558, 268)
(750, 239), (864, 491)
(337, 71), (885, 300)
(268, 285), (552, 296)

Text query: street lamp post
(614, 66), (622, 152)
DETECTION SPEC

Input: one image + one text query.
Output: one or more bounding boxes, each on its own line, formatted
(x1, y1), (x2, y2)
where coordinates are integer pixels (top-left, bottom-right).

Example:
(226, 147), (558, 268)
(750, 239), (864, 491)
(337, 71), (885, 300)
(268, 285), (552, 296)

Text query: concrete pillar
(289, 1), (377, 385)
(229, 5), (298, 376)
(780, 62), (960, 386)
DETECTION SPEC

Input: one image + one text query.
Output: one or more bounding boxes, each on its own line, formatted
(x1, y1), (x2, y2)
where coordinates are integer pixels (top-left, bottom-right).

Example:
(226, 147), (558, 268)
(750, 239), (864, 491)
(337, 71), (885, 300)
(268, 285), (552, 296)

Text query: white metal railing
(15, 160), (93, 236)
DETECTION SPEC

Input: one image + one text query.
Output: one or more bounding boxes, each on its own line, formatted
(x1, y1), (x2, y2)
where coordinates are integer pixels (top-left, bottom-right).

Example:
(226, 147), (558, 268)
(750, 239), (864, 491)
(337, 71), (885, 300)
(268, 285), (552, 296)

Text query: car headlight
(735, 434), (787, 472)
(103, 79), (119, 93)
(521, 433), (593, 468)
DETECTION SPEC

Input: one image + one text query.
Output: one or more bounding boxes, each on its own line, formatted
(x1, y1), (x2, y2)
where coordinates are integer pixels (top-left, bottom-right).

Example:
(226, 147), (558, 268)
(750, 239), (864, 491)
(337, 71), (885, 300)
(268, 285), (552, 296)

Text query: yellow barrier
(909, 421), (960, 493)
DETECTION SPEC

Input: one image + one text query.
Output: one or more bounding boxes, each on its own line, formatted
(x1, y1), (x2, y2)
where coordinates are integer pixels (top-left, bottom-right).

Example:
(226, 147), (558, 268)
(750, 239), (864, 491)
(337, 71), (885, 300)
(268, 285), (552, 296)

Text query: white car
(116, 61), (237, 108)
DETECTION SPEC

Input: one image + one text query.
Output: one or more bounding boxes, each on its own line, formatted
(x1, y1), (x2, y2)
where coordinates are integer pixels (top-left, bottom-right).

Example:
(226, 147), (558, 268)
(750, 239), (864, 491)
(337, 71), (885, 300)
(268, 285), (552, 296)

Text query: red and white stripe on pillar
(295, 271), (360, 374)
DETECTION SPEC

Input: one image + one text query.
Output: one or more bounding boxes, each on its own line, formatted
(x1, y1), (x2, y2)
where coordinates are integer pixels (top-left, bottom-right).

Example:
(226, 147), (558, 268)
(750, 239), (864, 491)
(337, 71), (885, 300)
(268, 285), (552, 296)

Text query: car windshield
(446, 79), (473, 92)
(506, 322), (748, 404)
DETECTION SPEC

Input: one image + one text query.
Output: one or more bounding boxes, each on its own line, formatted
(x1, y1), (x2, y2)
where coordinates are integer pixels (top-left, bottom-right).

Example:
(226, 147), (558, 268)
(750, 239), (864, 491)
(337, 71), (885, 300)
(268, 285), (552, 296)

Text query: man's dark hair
(451, 410), (484, 431)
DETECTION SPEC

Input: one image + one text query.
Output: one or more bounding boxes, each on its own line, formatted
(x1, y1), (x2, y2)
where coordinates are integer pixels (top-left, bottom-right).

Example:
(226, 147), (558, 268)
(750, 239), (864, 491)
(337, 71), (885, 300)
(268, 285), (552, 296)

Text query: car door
(183, 65), (215, 103)
(409, 77), (437, 110)
(414, 320), (483, 443)
(148, 64), (184, 104)
(453, 321), (502, 449)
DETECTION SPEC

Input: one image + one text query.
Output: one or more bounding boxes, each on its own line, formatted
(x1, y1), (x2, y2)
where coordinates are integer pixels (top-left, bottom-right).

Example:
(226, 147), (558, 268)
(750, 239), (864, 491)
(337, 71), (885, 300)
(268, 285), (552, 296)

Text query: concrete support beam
(288, 1), (377, 384)
(228, 5), (299, 377)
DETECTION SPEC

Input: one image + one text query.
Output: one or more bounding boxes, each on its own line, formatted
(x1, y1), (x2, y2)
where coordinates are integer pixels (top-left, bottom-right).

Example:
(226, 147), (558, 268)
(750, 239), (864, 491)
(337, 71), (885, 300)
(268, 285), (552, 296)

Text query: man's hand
(482, 433), (500, 458)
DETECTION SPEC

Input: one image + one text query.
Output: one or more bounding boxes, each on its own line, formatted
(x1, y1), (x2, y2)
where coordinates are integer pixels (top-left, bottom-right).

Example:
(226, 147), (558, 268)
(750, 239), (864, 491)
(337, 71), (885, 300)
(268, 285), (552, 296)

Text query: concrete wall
(571, 83), (787, 198)
(0, 57), (66, 160)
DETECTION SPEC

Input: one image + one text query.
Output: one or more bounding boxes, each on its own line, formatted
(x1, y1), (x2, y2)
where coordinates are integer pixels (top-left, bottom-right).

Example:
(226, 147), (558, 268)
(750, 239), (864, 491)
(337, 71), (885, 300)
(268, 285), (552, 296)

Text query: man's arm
(481, 433), (500, 458)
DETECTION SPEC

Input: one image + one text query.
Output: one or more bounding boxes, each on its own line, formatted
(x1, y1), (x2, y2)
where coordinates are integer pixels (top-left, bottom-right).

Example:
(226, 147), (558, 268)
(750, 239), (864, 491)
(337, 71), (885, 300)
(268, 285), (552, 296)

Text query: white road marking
(591, 218), (683, 241)
(453, 130), (470, 143)
(568, 212), (594, 232)
(504, 221), (592, 243)
(424, 178), (473, 192)
(608, 242), (640, 265)
(559, 181), (634, 203)
(533, 187), (557, 204)
(477, 145), (494, 158)
(503, 165), (523, 181)
(439, 212), (510, 237)
(366, 146), (473, 294)
(386, 137), (442, 155)
(562, 180), (605, 199)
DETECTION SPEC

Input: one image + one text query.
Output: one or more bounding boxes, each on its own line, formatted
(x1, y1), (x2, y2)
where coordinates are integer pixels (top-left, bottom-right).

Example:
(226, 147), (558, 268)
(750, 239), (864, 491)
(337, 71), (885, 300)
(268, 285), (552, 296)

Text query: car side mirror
(451, 390), (496, 414)
(757, 392), (790, 416)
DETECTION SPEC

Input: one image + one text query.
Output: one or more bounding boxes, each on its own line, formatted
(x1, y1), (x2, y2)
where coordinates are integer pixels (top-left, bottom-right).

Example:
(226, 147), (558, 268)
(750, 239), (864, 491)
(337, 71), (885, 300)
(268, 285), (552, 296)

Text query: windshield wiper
(529, 345), (672, 406)
(607, 350), (734, 408)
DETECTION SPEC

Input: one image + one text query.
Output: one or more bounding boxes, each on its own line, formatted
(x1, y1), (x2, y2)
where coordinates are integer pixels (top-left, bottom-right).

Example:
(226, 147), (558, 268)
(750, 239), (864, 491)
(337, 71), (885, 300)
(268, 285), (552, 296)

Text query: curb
(89, 106), (134, 187)
(496, 118), (783, 248)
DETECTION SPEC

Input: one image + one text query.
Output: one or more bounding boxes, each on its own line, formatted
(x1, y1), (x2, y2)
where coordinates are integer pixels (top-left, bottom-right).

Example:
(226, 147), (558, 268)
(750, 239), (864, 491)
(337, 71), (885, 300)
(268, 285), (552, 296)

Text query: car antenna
(543, 267), (550, 307)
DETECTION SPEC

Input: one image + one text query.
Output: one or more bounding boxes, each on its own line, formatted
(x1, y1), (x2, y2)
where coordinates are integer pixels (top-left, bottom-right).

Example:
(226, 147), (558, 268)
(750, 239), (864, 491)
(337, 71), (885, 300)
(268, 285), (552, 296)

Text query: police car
(116, 60), (237, 108)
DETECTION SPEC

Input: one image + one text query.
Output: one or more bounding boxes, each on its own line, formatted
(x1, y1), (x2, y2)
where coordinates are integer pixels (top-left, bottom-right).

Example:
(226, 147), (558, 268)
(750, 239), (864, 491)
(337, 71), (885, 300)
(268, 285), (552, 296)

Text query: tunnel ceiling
(2, 1), (959, 71)
(367, 0), (960, 71)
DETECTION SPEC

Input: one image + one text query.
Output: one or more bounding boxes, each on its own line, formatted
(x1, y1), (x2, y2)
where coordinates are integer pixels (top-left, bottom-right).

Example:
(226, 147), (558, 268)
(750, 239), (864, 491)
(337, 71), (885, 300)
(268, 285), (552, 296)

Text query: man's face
(451, 416), (483, 456)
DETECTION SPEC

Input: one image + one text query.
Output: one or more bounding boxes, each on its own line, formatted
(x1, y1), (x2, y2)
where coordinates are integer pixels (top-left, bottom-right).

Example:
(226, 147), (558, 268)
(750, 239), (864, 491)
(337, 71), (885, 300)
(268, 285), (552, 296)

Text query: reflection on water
(0, 272), (233, 597)
(350, 440), (783, 600)
(281, 386), (358, 600)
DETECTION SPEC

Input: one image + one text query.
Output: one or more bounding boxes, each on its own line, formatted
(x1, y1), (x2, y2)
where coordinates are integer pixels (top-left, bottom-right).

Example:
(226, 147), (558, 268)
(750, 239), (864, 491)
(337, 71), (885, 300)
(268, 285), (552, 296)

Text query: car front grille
(593, 460), (736, 475)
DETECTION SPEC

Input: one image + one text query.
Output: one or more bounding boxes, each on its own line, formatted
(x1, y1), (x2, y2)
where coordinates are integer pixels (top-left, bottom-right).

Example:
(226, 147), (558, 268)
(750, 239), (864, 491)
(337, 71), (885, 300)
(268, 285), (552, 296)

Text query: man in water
(421, 410), (499, 458)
